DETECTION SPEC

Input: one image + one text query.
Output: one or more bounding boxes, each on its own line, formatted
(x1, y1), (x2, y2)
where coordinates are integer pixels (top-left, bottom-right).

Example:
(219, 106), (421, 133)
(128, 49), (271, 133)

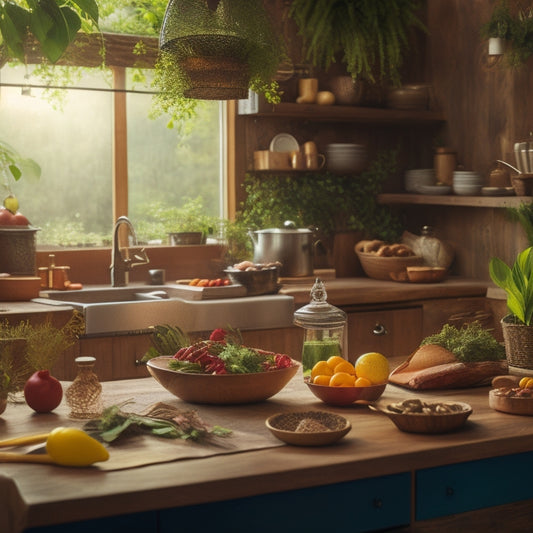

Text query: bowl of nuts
(224, 261), (282, 296)
(355, 240), (423, 281)
(369, 398), (473, 434)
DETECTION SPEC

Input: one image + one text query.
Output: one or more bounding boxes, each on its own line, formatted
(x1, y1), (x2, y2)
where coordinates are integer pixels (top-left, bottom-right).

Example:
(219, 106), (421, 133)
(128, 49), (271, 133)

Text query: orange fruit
(326, 355), (346, 370)
(334, 360), (356, 375)
(354, 352), (390, 385)
(313, 374), (331, 386)
(355, 376), (372, 387)
(329, 372), (356, 387)
(311, 360), (334, 380)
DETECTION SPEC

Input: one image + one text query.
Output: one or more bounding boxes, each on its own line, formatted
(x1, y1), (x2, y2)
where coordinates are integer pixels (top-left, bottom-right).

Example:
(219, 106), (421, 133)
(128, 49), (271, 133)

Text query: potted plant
(489, 246), (533, 370)
(288, 0), (426, 87)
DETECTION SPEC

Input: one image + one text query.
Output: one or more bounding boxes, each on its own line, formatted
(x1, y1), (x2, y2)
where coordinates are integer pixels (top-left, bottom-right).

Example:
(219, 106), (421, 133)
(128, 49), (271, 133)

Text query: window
(0, 63), (224, 247)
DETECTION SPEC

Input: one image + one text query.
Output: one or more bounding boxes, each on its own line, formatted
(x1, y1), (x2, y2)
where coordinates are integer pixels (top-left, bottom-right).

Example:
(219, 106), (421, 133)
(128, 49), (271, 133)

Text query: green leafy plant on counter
(421, 322), (506, 362)
(238, 149), (404, 242)
(0, 313), (84, 371)
(489, 246), (533, 326)
(84, 402), (231, 443)
(288, 0), (426, 85)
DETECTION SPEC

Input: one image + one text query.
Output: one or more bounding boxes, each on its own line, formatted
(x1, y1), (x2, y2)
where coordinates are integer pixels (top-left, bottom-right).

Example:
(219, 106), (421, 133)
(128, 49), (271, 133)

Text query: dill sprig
(421, 322), (506, 363)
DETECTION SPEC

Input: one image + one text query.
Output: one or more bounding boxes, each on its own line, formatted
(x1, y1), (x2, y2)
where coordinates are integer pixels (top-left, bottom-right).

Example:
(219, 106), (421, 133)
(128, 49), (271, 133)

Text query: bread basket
(355, 241), (423, 281)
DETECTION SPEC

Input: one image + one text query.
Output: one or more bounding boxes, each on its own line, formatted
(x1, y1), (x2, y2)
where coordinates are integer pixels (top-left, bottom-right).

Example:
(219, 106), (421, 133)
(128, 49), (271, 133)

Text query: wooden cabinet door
(347, 307), (423, 361)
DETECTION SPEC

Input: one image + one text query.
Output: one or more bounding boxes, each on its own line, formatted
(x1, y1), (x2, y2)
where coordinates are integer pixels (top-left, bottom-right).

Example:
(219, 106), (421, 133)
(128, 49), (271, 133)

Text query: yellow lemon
(354, 352), (390, 385)
(311, 360), (334, 380)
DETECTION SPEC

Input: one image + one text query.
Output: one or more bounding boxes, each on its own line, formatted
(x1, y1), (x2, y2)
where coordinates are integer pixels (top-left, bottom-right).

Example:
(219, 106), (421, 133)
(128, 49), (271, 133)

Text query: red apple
(13, 212), (30, 225)
(0, 207), (15, 226)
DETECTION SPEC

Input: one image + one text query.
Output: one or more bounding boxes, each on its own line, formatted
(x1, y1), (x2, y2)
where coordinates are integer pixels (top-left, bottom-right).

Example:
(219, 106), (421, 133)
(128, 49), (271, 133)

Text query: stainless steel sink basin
(33, 285), (294, 336)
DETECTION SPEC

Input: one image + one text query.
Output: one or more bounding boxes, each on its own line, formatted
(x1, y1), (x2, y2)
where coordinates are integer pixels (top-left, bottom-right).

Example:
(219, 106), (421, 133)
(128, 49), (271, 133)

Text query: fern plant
(288, 0), (426, 85)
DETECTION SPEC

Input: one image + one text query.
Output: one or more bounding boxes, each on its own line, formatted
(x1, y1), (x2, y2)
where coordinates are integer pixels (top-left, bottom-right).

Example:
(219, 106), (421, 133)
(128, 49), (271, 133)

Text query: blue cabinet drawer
(160, 473), (411, 533)
(416, 451), (533, 520)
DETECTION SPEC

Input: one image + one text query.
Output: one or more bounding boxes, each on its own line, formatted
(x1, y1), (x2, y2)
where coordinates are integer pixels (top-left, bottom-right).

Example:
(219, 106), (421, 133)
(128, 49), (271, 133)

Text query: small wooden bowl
(370, 400), (472, 434)
(489, 389), (533, 416)
(305, 378), (386, 406)
(355, 250), (423, 281)
(406, 266), (447, 283)
(0, 276), (41, 301)
(266, 411), (351, 446)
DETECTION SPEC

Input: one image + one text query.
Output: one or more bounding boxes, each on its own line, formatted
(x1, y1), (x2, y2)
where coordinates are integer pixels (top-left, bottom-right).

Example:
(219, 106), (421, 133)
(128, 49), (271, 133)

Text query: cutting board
(171, 281), (247, 300)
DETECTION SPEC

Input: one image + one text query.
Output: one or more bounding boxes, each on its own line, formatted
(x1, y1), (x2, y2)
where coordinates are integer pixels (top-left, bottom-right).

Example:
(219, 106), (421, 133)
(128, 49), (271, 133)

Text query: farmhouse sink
(33, 285), (295, 336)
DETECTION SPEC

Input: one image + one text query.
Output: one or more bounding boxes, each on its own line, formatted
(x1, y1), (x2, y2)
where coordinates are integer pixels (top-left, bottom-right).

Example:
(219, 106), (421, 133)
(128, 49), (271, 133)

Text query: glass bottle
(294, 278), (347, 378)
(66, 356), (103, 419)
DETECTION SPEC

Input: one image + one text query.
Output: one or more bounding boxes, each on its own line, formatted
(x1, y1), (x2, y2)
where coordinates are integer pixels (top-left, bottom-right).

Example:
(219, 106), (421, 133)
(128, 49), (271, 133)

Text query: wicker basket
(501, 314), (533, 370)
(355, 249), (423, 281)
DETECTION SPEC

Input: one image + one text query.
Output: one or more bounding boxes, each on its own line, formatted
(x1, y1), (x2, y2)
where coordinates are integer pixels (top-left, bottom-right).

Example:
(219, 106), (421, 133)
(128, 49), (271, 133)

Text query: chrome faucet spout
(110, 216), (150, 287)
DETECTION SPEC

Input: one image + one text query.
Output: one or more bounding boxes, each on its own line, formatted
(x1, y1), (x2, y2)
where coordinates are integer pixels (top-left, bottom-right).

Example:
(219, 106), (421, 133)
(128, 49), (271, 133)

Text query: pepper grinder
(294, 278), (347, 378)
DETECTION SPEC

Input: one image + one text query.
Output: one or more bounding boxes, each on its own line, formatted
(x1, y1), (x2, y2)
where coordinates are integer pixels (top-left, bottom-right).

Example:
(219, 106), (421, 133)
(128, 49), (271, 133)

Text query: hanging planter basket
(158, 0), (282, 101)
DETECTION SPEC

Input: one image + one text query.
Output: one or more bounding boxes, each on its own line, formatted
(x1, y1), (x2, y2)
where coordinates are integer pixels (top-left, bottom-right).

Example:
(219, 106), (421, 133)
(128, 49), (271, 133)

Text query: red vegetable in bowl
(24, 370), (63, 413)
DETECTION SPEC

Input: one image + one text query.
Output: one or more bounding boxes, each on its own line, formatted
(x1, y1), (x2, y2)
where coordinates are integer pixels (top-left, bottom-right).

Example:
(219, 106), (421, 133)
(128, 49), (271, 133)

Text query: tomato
(208, 279), (218, 287)
(0, 207), (15, 225)
(223, 279), (231, 285)
(197, 279), (209, 287)
(13, 212), (30, 225)
(24, 370), (63, 413)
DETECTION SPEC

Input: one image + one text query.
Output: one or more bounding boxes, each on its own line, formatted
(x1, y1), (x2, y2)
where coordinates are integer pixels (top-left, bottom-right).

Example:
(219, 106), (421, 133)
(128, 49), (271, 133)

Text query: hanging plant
(481, 1), (533, 66)
(154, 0), (285, 118)
(288, 0), (426, 86)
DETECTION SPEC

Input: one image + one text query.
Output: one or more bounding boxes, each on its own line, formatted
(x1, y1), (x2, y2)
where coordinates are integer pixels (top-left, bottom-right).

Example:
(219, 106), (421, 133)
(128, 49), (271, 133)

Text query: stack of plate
(404, 169), (435, 193)
(453, 171), (483, 196)
(326, 143), (367, 174)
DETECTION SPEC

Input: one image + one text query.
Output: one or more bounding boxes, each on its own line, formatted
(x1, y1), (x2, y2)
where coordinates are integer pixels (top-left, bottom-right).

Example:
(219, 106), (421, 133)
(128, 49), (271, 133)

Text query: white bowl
(453, 184), (482, 196)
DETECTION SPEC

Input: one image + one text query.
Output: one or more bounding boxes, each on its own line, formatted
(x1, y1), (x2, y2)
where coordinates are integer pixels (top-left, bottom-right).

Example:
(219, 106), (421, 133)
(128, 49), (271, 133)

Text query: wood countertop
(0, 277), (490, 315)
(2, 371), (533, 531)
(280, 276), (490, 306)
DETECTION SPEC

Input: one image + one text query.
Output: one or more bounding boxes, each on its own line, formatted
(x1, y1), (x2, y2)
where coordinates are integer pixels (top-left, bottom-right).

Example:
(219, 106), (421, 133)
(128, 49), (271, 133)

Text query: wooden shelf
(238, 96), (445, 125)
(378, 193), (533, 208)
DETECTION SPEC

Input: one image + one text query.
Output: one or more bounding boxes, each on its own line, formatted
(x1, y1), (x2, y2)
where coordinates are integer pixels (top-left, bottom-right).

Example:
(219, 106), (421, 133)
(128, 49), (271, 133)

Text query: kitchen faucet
(110, 216), (150, 287)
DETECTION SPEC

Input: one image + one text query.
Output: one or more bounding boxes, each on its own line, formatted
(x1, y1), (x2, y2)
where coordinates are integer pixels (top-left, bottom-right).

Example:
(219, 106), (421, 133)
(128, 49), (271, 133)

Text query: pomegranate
(24, 370), (63, 413)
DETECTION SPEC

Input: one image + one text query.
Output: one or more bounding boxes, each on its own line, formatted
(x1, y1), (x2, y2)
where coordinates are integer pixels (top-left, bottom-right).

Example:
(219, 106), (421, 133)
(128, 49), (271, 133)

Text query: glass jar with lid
(294, 278), (347, 378)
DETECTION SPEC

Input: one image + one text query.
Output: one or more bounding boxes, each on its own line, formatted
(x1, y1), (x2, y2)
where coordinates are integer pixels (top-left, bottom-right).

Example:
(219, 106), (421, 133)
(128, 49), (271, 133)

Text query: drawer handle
(373, 497), (383, 508)
(135, 359), (146, 366)
(446, 486), (454, 496)
(373, 324), (388, 336)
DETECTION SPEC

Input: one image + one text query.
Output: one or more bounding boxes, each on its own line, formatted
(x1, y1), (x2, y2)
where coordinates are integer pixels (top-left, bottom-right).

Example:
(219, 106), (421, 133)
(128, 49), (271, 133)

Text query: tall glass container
(294, 279), (347, 378)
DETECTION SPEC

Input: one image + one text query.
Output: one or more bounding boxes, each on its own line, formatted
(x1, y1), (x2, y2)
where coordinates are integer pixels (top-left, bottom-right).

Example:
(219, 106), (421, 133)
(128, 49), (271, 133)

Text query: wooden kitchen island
(3, 370), (533, 533)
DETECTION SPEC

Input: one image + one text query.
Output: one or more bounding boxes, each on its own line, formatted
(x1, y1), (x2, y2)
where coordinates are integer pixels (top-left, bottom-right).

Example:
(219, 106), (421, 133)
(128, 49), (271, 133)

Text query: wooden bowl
(305, 378), (386, 406)
(266, 411), (351, 446)
(0, 276), (41, 301)
(489, 389), (533, 416)
(370, 400), (473, 434)
(147, 356), (299, 404)
(355, 250), (423, 281)
(406, 266), (447, 283)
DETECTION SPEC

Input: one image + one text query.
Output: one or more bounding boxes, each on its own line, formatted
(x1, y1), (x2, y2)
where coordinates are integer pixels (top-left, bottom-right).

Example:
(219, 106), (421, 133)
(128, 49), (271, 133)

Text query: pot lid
(294, 278), (347, 328)
(255, 220), (313, 234)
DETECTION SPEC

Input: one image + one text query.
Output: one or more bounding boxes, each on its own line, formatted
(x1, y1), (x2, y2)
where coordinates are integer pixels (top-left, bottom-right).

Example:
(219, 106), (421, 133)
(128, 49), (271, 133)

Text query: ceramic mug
(290, 150), (305, 170)
(296, 78), (318, 104)
(306, 153), (326, 170)
(303, 141), (318, 156)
